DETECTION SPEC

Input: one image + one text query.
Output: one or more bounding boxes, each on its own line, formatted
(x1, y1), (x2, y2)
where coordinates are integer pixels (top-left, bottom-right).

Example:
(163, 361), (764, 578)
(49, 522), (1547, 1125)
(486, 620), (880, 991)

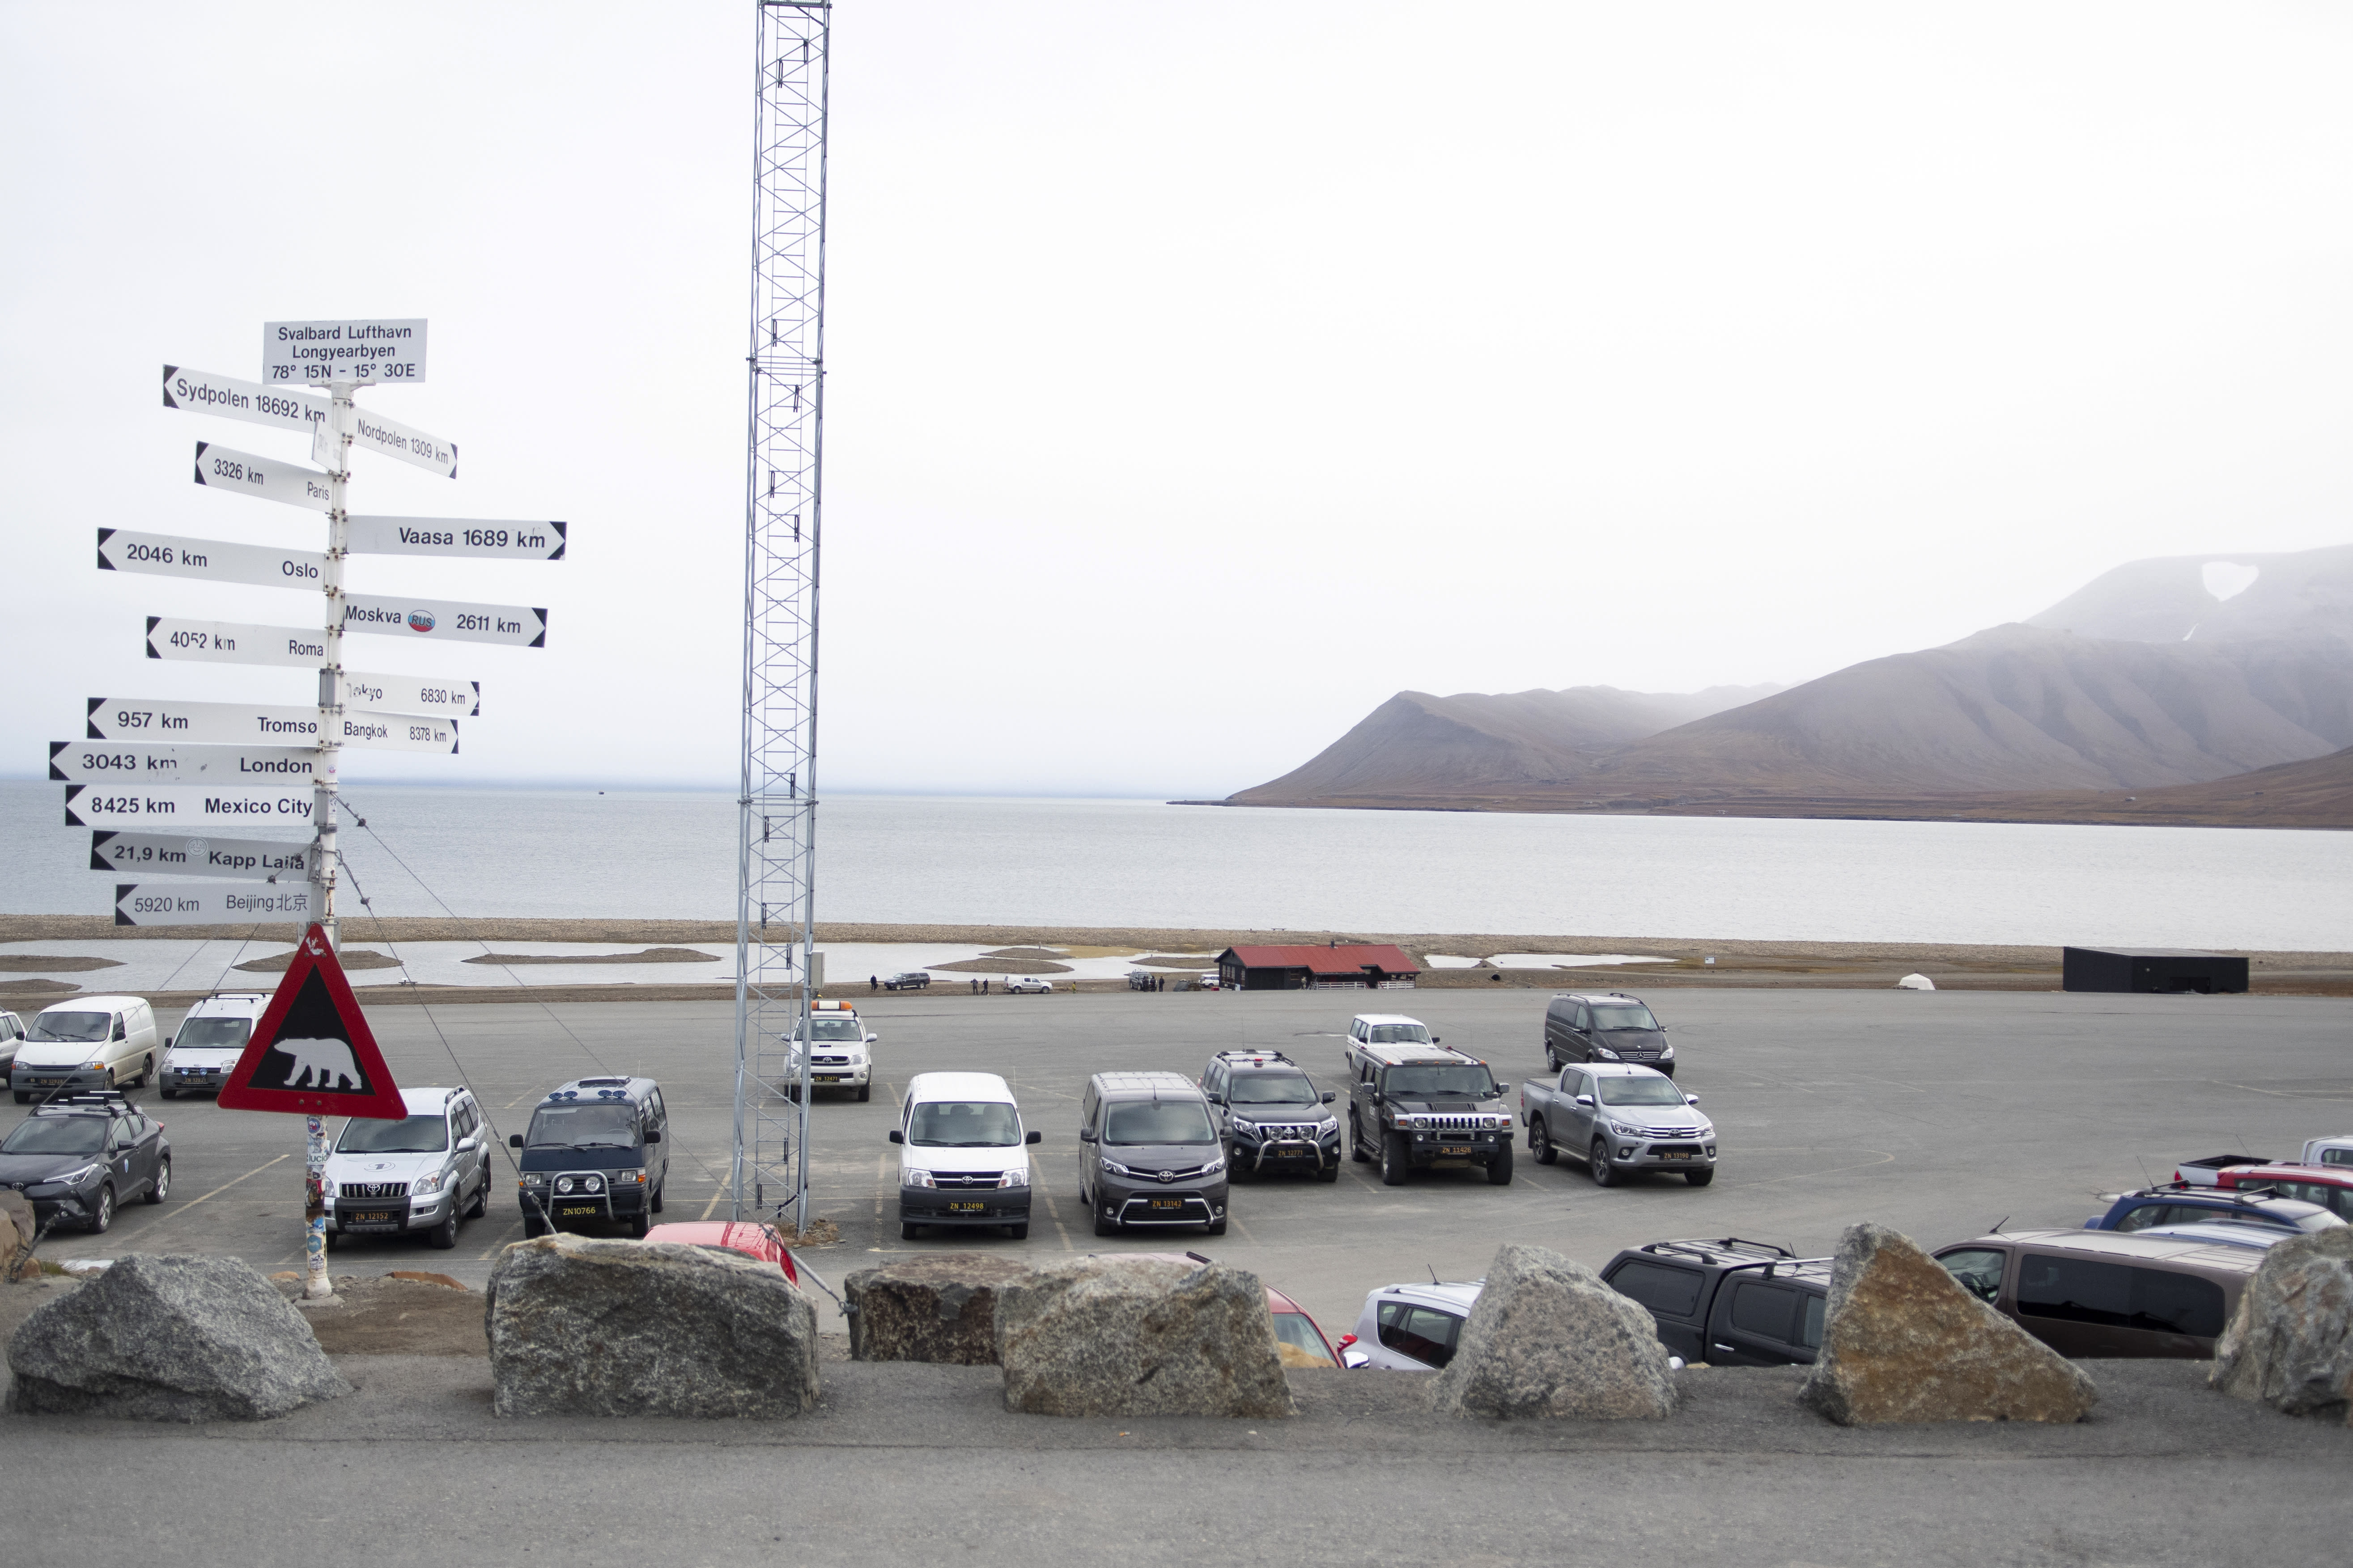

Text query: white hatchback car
(1334, 1278), (1484, 1370)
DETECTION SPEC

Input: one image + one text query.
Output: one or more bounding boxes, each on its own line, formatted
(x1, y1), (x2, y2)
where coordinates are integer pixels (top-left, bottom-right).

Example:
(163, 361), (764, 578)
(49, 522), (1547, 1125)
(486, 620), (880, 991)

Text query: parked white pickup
(2177, 1139), (2353, 1184)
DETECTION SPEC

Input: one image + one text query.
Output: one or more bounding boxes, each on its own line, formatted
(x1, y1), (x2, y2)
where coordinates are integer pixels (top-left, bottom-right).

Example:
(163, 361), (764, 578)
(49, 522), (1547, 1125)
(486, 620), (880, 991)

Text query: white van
(10, 996), (161, 1102)
(888, 1071), (1040, 1242)
(161, 992), (271, 1099)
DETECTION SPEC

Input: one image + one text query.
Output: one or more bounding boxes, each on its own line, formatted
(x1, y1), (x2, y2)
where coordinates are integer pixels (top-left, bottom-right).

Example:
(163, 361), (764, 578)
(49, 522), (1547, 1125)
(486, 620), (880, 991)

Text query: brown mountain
(1226, 684), (1780, 805)
(2027, 543), (2353, 648)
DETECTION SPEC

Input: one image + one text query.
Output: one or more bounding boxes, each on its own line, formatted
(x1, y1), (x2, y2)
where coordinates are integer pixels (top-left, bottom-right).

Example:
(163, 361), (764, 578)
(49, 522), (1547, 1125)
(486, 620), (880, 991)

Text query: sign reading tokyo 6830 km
(263, 318), (426, 386)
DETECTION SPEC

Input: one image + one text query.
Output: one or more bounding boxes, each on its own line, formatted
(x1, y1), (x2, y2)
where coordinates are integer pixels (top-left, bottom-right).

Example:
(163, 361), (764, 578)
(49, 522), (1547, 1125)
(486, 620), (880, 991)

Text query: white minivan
(161, 992), (271, 1099)
(888, 1071), (1040, 1242)
(10, 996), (160, 1102)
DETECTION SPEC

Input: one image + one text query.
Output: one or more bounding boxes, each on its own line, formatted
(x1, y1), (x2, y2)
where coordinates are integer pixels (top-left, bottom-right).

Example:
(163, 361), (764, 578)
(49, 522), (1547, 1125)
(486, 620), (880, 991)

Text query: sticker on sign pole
(218, 924), (408, 1119)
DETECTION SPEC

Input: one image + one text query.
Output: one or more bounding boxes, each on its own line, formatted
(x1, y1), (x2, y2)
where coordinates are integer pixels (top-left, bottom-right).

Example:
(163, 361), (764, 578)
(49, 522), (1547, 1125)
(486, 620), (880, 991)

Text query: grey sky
(4, 3), (2349, 797)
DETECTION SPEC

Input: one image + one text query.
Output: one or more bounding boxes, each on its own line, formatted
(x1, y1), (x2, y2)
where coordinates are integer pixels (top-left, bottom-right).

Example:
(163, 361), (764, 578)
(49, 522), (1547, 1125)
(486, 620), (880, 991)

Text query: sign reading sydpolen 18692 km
(263, 318), (427, 386)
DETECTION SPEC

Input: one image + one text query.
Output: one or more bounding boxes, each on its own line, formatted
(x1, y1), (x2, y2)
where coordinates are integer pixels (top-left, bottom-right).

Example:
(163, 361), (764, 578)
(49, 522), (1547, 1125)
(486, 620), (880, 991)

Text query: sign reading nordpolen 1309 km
(65, 784), (316, 828)
(218, 924), (407, 1119)
(263, 319), (427, 387)
(339, 592), (547, 649)
(114, 880), (316, 928)
(92, 830), (313, 879)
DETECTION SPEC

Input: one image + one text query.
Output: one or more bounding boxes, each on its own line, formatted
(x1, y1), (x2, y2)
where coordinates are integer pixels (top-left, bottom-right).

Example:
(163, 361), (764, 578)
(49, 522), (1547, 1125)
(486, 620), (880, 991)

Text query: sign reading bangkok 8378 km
(263, 318), (427, 386)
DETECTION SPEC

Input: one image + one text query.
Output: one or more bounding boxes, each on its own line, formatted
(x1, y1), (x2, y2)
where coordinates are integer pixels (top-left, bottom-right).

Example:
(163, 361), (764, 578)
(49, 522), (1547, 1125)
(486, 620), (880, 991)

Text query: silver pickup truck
(1520, 1063), (1716, 1187)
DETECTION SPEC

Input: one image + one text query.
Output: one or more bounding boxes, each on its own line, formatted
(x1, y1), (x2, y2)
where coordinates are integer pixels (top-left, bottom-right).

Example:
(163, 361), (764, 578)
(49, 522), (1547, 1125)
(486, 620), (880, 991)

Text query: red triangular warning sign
(218, 924), (408, 1119)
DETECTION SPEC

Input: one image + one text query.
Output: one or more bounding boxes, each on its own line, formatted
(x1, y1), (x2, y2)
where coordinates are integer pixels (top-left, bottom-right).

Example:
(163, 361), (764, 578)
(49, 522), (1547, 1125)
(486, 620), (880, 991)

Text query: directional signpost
(217, 924), (408, 1299)
(76, 316), (565, 1301)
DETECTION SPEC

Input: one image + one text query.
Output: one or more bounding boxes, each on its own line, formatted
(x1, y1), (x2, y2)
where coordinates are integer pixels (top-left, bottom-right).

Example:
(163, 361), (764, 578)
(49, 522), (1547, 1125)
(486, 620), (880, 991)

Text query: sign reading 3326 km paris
(263, 318), (426, 386)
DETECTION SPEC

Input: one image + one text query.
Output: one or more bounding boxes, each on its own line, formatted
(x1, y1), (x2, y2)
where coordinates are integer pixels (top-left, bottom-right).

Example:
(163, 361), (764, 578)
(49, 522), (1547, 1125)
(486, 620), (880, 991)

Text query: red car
(645, 1220), (800, 1285)
(1119, 1250), (1338, 1368)
(2217, 1164), (2353, 1222)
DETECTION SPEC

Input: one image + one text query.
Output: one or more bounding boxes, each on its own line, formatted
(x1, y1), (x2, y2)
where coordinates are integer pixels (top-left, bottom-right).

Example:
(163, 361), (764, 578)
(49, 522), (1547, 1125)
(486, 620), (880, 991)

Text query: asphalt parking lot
(24, 984), (2352, 1339)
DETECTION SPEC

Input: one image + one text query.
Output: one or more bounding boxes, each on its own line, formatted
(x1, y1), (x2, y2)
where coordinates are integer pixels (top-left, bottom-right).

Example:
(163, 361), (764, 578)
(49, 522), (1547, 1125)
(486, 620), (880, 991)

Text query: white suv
(323, 1087), (494, 1251)
(161, 992), (270, 1099)
(788, 1002), (875, 1101)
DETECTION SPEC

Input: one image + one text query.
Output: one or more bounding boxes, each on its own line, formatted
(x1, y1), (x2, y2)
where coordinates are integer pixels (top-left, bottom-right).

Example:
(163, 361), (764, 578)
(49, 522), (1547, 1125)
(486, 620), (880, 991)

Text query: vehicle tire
(1092, 1209), (1117, 1237)
(466, 1178), (488, 1219)
(648, 1183), (663, 1215)
(161, 1085), (179, 1101)
(1316, 1161), (1339, 1183)
(88, 1184), (115, 1234)
(12, 1093), (26, 1105)
(139, 1054), (154, 1087)
(786, 1084), (800, 1102)
(1590, 1140), (1622, 1188)
(856, 1083), (871, 1102)
(1348, 1115), (1371, 1163)
(1206, 1217), (1227, 1236)
(325, 1229), (341, 1251)
(1530, 1122), (1556, 1165)
(1686, 1167), (1715, 1187)
(103, 1069), (116, 1092)
(1545, 1049), (1560, 1070)
(1487, 1139), (1513, 1185)
(1008, 1222), (1029, 1240)
(625, 1213), (649, 1239)
(900, 1221), (921, 1241)
(1380, 1132), (1410, 1187)
(145, 1155), (170, 1204)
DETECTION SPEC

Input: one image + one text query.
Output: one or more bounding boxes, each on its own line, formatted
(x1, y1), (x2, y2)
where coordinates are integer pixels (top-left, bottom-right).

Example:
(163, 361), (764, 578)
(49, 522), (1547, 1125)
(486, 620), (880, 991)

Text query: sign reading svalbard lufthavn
(262, 319), (427, 387)
(217, 924), (408, 1118)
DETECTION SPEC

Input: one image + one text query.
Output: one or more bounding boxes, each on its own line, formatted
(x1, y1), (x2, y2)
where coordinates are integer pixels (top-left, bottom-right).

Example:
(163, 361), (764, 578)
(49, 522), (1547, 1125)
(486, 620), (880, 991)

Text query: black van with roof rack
(509, 1076), (669, 1237)
(1600, 1237), (1831, 1366)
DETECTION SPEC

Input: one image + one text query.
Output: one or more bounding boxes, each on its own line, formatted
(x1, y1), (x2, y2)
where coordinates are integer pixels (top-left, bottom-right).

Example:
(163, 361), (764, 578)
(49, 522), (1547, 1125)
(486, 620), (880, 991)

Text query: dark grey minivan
(1544, 992), (1674, 1075)
(1078, 1071), (1230, 1237)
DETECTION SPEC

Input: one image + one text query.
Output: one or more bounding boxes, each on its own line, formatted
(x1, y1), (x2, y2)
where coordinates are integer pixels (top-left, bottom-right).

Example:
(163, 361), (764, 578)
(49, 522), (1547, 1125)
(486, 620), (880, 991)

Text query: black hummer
(1600, 1237), (1831, 1366)
(1343, 1042), (1514, 1187)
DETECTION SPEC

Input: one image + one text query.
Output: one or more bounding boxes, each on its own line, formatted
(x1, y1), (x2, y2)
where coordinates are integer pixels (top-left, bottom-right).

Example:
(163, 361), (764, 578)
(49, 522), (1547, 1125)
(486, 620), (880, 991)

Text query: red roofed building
(1215, 943), (1421, 992)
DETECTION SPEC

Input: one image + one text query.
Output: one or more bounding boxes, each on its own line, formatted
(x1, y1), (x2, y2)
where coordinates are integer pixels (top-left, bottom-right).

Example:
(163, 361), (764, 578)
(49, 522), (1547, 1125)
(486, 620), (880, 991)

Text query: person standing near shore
(869, 975), (878, 992)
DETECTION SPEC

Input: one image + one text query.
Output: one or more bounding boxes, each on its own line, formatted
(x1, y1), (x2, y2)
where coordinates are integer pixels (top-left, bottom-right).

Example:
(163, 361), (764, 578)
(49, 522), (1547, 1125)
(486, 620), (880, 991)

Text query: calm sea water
(2, 780), (2346, 949)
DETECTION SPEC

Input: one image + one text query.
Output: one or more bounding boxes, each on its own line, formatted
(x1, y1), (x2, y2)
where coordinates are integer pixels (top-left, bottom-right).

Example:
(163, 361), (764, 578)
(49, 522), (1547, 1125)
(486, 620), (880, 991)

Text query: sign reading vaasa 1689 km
(263, 319), (426, 386)
(85, 699), (459, 754)
(345, 516), (565, 560)
(51, 740), (322, 784)
(115, 881), (316, 928)
(100, 530), (323, 590)
(65, 785), (315, 828)
(93, 830), (312, 879)
(193, 442), (333, 511)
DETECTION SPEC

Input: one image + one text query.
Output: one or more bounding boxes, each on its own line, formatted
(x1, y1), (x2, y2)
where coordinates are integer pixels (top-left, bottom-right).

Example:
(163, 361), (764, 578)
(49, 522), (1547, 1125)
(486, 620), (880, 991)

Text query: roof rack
(2139, 1182), (2282, 1207)
(1211, 1049), (1297, 1067)
(1639, 1237), (1795, 1266)
(37, 1091), (136, 1114)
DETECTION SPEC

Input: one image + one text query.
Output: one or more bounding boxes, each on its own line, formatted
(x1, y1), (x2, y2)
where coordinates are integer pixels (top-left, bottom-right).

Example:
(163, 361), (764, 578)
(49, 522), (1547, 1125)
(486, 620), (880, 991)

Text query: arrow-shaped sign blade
(342, 671), (480, 718)
(65, 785), (317, 829)
(93, 830), (316, 881)
(340, 594), (547, 649)
(146, 616), (330, 668)
(52, 740), (323, 784)
(100, 530), (326, 590)
(162, 366), (328, 436)
(347, 411), (457, 478)
(193, 442), (335, 512)
(344, 517), (564, 560)
(115, 881), (319, 928)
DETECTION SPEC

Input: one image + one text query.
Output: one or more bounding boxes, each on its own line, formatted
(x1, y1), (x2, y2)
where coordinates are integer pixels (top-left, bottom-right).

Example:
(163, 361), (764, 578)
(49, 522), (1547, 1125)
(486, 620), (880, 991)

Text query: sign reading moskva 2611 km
(340, 593), (546, 649)
(263, 318), (426, 385)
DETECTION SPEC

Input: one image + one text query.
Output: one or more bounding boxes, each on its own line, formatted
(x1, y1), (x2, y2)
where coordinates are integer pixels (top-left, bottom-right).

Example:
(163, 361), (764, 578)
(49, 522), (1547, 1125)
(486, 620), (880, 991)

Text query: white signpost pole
(304, 384), (354, 1303)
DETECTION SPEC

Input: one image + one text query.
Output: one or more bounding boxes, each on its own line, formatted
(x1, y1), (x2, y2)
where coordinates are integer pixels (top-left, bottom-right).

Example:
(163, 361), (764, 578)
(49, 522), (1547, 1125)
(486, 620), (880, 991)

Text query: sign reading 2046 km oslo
(263, 318), (426, 386)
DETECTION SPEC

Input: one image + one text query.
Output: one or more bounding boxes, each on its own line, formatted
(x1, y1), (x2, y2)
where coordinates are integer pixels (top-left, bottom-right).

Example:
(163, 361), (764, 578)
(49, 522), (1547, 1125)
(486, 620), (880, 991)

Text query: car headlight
(614, 1168), (647, 1186)
(37, 1165), (99, 1191)
(85, 1060), (107, 1070)
(1203, 1155), (1226, 1175)
(520, 1172), (548, 1187)
(409, 1171), (448, 1195)
(583, 1175), (604, 1193)
(1659, 1045), (1675, 1059)
(1595, 1047), (1620, 1060)
(903, 1168), (935, 1187)
(1607, 1119), (1643, 1137)
(1319, 1116), (1339, 1133)
(1487, 1114), (1510, 1129)
(998, 1168), (1028, 1188)
(555, 1176), (575, 1193)
(1229, 1118), (1257, 1134)
(1100, 1159), (1135, 1178)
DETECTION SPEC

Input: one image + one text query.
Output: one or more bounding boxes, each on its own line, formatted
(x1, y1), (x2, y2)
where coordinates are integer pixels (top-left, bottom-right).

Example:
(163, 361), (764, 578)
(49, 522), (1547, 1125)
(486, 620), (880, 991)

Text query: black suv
(1543, 992), (1674, 1075)
(1600, 1237), (1830, 1366)
(510, 1076), (670, 1237)
(1200, 1050), (1341, 1182)
(1343, 1042), (1514, 1187)
(0, 1090), (170, 1235)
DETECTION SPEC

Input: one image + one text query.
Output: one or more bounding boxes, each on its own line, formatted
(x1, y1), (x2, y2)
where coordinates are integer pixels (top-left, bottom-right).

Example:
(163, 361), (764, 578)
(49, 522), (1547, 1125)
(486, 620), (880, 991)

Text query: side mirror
(1320, 1090), (1336, 1104)
(1025, 1130), (1042, 1145)
(1341, 1349), (1372, 1370)
(458, 1136), (478, 1152)
(509, 1133), (525, 1150)
(1684, 1095), (1699, 1106)
(864, 1032), (877, 1043)
(644, 1130), (662, 1144)
(1432, 1037), (1441, 1044)
(1574, 1094), (1595, 1107)
(888, 1129), (904, 1144)
(1079, 1128), (1098, 1143)
(1206, 1093), (1224, 1106)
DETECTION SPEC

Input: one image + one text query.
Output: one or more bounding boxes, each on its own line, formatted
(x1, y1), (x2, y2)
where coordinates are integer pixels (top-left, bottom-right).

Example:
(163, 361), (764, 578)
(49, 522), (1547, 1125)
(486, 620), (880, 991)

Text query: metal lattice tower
(733, 0), (831, 1230)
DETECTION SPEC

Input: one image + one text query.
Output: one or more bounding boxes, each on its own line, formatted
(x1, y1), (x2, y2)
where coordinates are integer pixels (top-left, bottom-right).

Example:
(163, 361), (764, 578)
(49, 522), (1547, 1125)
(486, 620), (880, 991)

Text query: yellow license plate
(556, 1204), (601, 1218)
(348, 1210), (397, 1225)
(1658, 1149), (1694, 1160)
(1439, 1145), (1472, 1157)
(947, 1201), (985, 1213)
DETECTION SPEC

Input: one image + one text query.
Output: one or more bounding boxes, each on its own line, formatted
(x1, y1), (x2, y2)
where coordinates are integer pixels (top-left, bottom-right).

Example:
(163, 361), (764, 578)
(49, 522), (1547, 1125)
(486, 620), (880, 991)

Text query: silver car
(1523, 1062), (1716, 1187)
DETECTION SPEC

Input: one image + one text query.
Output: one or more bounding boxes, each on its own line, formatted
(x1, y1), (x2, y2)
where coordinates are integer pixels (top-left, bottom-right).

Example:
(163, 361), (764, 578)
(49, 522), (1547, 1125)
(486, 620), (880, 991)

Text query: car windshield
(0, 1117), (108, 1155)
(1596, 1076), (1687, 1106)
(173, 1017), (252, 1051)
(796, 1018), (862, 1041)
(336, 1114), (450, 1154)
(1364, 1024), (1431, 1045)
(908, 1101), (1022, 1147)
(30, 1012), (110, 1043)
(524, 1104), (641, 1148)
(1382, 1065), (1495, 1099)
(1106, 1101), (1217, 1145)
(1590, 1003), (1659, 1031)
(1228, 1073), (1317, 1106)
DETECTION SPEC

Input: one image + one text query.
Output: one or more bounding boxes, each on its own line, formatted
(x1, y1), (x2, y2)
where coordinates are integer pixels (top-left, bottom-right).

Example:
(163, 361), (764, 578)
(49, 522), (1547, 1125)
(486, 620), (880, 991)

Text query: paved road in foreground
(26, 985), (2351, 1337)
